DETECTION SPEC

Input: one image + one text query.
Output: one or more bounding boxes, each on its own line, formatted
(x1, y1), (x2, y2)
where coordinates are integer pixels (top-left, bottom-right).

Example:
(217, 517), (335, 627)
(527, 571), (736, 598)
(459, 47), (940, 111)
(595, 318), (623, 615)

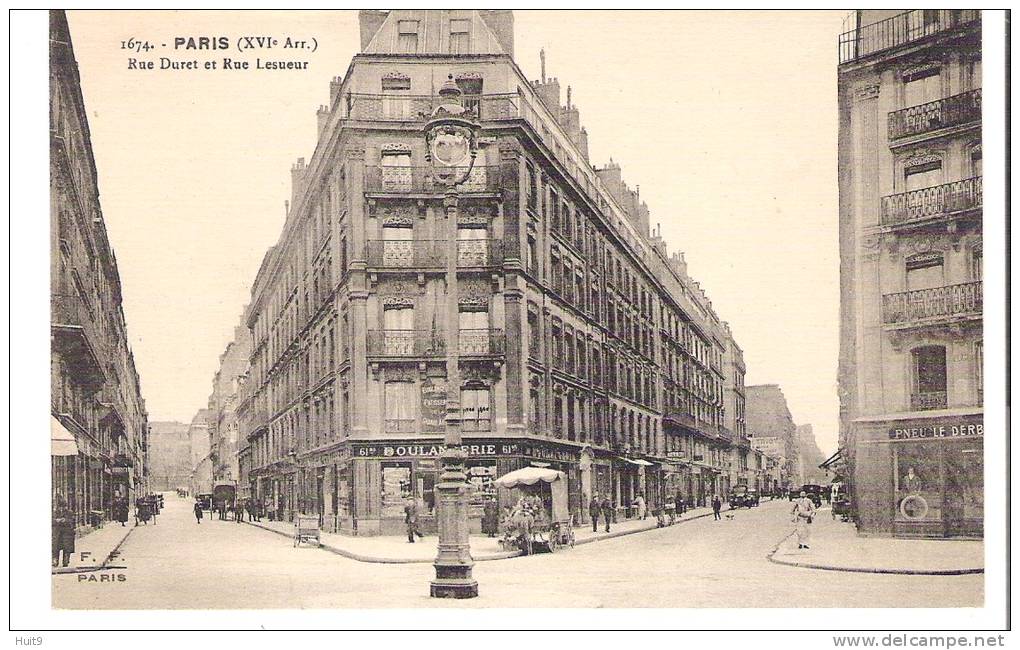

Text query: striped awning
(51, 416), (79, 457)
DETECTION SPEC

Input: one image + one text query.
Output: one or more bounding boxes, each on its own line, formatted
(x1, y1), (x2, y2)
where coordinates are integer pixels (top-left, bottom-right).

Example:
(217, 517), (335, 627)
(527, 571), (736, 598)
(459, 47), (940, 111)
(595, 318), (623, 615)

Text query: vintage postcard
(8, 7), (1010, 637)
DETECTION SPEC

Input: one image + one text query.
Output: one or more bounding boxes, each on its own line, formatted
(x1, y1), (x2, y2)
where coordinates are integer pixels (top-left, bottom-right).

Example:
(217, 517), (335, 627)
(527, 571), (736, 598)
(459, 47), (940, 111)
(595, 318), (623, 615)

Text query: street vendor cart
(495, 467), (575, 555)
(293, 514), (321, 547)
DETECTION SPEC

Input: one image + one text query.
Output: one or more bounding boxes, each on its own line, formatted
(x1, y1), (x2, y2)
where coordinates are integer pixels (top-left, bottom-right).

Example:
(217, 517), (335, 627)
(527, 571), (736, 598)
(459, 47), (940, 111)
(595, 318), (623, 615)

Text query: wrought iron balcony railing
(364, 165), (500, 194)
(880, 177), (981, 227)
(456, 239), (504, 267)
(367, 330), (446, 357)
(911, 391), (948, 411)
(346, 93), (521, 122)
(366, 240), (446, 268)
(364, 239), (504, 269)
(839, 10), (980, 64)
(51, 293), (106, 378)
(458, 329), (506, 356)
(888, 89), (981, 140)
(882, 281), (982, 325)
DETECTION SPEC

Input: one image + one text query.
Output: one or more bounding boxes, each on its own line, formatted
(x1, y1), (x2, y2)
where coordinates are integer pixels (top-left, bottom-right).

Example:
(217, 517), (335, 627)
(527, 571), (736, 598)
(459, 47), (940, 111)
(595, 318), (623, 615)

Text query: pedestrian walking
(676, 491), (685, 516)
(218, 501), (227, 521)
(404, 497), (424, 543)
(791, 490), (816, 549)
(712, 494), (722, 521)
(52, 494), (75, 568)
(588, 494), (601, 533)
(482, 497), (499, 537)
(193, 500), (204, 524)
(600, 495), (613, 533)
(632, 493), (647, 520)
(113, 497), (129, 527)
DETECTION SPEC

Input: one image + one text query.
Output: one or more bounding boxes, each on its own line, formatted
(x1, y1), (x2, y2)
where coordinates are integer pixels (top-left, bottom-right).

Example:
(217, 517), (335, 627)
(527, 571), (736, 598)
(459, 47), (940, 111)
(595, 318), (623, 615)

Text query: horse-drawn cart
(495, 467), (575, 555)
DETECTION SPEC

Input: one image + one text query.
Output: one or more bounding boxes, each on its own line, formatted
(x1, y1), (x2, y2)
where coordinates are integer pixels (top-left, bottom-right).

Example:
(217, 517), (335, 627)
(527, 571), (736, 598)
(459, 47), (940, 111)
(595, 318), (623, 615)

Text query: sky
(67, 10), (847, 455)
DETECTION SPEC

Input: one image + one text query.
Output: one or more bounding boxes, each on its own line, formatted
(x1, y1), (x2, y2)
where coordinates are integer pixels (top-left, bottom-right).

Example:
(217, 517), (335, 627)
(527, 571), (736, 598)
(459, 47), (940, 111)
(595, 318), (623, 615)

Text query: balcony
(51, 293), (106, 387)
(364, 165), (500, 195)
(346, 93), (520, 123)
(880, 177), (981, 228)
(458, 329), (506, 356)
(911, 391), (948, 411)
(888, 89), (981, 141)
(456, 239), (504, 268)
(664, 409), (697, 430)
(839, 10), (980, 64)
(882, 281), (982, 326)
(366, 240), (446, 269)
(367, 330), (445, 358)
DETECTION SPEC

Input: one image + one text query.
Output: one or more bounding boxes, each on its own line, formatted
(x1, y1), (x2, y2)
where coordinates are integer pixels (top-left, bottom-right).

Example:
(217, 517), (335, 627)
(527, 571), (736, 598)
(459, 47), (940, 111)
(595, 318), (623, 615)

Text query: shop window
(911, 346), (947, 410)
(893, 444), (942, 524)
(461, 387), (491, 432)
(944, 441), (983, 534)
(449, 18), (471, 54)
(397, 20), (419, 54)
(384, 381), (416, 433)
(380, 463), (413, 518)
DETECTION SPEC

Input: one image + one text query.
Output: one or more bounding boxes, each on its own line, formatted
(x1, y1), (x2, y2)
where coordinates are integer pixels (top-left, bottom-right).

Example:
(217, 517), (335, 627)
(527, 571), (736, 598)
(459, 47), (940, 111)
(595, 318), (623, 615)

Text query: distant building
(795, 424), (829, 485)
(206, 309), (251, 487)
(50, 10), (148, 533)
(837, 10), (982, 538)
(188, 409), (213, 494)
(745, 384), (799, 488)
(146, 421), (191, 492)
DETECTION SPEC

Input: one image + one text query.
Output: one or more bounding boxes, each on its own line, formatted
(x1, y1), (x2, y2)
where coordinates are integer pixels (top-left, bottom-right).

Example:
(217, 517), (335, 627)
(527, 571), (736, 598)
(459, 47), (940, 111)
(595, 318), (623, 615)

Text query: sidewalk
(245, 504), (719, 563)
(52, 520), (137, 574)
(768, 506), (984, 575)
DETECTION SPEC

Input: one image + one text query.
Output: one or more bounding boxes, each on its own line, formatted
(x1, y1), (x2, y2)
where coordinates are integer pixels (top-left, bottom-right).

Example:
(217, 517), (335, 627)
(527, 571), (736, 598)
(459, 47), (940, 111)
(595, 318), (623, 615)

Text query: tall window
(383, 305), (414, 354)
(975, 340), (984, 399)
(449, 19), (471, 54)
(905, 159), (942, 192)
(526, 235), (538, 275)
(397, 20), (419, 54)
(384, 381), (416, 433)
(461, 387), (491, 431)
(906, 252), (944, 291)
(458, 308), (489, 354)
(381, 75), (411, 119)
(911, 346), (948, 410)
(455, 76), (483, 116)
(527, 306), (541, 358)
(971, 146), (982, 177)
(381, 151), (412, 190)
(457, 226), (488, 266)
(381, 223), (413, 266)
(971, 248), (983, 281)
(903, 67), (941, 108)
(526, 164), (538, 212)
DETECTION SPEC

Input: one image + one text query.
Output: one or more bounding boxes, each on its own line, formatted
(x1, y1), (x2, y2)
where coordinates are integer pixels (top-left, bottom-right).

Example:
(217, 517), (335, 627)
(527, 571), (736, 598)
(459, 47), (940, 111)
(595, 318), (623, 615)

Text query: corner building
(241, 10), (742, 534)
(837, 10), (982, 538)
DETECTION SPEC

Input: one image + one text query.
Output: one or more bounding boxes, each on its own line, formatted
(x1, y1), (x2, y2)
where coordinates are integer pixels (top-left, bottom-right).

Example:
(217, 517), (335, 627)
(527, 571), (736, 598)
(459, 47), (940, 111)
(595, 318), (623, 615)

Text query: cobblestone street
(52, 496), (982, 610)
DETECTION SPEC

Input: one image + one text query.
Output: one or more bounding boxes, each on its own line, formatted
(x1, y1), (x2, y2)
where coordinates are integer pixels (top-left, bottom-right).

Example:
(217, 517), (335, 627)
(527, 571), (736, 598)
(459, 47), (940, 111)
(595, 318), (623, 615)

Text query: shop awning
(619, 457), (654, 467)
(494, 466), (565, 488)
(51, 416), (79, 457)
(819, 449), (843, 470)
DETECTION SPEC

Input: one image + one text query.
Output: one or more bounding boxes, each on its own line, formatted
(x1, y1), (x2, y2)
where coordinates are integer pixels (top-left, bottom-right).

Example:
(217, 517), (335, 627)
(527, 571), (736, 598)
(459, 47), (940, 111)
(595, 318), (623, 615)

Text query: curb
(51, 523), (137, 575)
(244, 508), (718, 564)
(765, 530), (984, 576)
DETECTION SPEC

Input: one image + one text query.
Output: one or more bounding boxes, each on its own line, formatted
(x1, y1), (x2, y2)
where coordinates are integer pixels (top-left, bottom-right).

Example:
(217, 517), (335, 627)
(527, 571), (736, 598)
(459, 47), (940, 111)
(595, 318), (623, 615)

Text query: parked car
(801, 484), (825, 507)
(728, 485), (753, 509)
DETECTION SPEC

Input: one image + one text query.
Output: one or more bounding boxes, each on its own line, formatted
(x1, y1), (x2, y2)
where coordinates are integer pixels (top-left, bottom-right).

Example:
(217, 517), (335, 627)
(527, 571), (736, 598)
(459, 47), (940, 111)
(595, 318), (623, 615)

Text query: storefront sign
(354, 442), (512, 458)
(421, 379), (447, 434)
(888, 421), (984, 441)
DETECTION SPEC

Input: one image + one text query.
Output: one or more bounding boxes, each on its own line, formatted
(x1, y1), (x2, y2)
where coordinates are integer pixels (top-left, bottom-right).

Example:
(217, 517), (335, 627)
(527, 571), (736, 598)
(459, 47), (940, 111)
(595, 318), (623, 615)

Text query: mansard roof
(362, 10), (511, 56)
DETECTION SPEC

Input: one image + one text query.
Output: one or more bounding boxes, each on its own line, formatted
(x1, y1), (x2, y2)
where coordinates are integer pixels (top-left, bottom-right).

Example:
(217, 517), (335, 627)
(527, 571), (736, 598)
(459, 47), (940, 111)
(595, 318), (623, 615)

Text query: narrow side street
(53, 495), (983, 609)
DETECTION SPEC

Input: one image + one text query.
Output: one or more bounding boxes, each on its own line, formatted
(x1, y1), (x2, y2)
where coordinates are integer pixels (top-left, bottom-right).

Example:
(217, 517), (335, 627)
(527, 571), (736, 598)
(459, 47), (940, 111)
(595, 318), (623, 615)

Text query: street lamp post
(427, 76), (479, 599)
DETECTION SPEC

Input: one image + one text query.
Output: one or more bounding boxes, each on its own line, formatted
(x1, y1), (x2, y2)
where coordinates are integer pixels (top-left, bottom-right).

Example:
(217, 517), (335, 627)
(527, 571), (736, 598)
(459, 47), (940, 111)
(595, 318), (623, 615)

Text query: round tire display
(899, 494), (929, 520)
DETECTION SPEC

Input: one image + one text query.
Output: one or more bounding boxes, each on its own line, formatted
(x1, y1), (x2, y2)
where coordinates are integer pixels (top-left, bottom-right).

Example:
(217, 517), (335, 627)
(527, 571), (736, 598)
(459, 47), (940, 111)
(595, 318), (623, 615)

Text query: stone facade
(50, 10), (149, 534)
(837, 10), (982, 538)
(146, 421), (191, 492)
(238, 10), (745, 533)
(205, 309), (251, 488)
(746, 384), (800, 488)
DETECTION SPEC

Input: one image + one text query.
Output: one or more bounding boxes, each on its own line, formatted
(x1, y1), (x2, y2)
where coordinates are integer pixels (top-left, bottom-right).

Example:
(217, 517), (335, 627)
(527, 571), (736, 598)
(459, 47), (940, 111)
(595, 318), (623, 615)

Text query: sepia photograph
(7, 5), (1010, 638)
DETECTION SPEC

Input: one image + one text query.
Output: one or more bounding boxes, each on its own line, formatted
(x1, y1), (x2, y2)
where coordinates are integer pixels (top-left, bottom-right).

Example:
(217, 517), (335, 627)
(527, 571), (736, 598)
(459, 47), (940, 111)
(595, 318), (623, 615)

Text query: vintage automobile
(801, 484), (825, 507)
(728, 485), (753, 509)
(196, 493), (214, 511)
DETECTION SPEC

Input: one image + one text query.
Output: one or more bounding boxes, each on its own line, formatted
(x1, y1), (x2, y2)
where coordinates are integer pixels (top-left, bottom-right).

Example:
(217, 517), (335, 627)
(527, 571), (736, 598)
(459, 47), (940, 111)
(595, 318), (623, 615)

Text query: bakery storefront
(348, 438), (589, 536)
(856, 412), (983, 539)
